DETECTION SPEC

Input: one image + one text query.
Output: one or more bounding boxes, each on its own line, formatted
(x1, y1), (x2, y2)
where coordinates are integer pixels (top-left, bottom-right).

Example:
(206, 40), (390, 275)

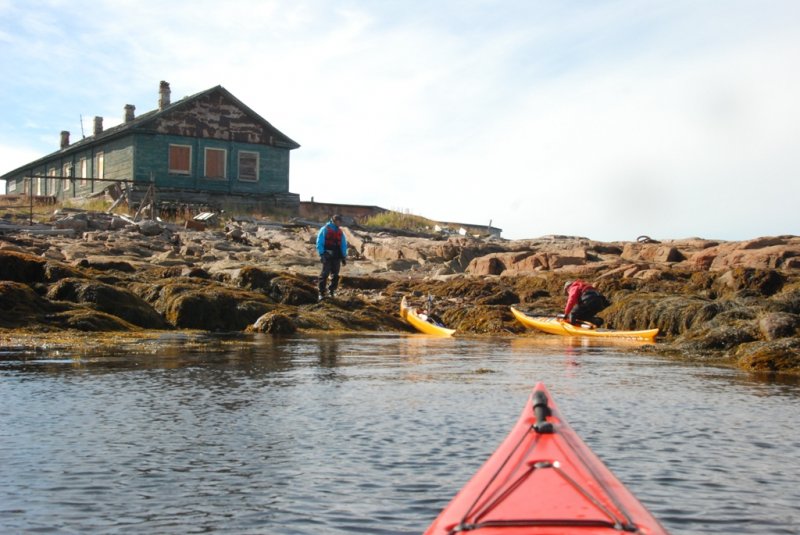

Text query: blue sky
(1, 0), (798, 241)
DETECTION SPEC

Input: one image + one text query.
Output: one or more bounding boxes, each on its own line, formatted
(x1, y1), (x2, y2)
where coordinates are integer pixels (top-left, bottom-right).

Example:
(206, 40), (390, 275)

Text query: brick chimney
(158, 80), (171, 110)
(93, 116), (103, 136)
(124, 104), (135, 122)
(60, 130), (70, 149)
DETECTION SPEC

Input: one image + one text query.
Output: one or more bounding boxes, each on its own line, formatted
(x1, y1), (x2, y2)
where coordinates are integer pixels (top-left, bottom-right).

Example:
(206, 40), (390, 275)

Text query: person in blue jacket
(315, 214), (348, 300)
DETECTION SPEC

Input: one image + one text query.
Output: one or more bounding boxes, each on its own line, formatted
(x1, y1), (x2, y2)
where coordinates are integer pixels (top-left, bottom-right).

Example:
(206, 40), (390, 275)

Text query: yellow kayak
(400, 297), (456, 337)
(510, 306), (659, 340)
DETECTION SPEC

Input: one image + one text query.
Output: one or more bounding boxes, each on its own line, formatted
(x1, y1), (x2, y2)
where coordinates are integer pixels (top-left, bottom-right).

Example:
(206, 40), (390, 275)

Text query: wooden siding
(2, 144), (122, 200)
(133, 134), (289, 195)
(153, 93), (275, 145)
(103, 138), (135, 182)
(2, 85), (296, 204)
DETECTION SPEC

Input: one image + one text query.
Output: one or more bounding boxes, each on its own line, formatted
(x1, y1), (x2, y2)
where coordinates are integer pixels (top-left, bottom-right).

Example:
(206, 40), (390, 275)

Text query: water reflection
(1, 334), (799, 534)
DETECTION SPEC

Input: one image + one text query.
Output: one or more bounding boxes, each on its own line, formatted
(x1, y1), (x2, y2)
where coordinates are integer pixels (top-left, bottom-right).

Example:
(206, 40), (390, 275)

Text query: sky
(1, 0), (799, 241)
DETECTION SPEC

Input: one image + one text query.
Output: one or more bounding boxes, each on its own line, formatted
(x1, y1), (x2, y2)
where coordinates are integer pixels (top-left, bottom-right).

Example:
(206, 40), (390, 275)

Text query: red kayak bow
(424, 383), (669, 534)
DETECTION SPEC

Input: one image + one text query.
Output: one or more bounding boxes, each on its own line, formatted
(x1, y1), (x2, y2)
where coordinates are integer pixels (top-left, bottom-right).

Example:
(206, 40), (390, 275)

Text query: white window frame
(237, 151), (259, 182)
(95, 151), (104, 179)
(80, 157), (88, 185)
(49, 167), (57, 193)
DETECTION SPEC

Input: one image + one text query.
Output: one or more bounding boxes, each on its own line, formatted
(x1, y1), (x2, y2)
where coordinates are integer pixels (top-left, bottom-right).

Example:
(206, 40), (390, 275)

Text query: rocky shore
(1, 211), (798, 374)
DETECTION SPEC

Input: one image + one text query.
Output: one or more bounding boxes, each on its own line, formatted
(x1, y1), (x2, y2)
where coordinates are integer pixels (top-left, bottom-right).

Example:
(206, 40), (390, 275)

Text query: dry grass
(362, 210), (436, 232)
(0, 195), (58, 222)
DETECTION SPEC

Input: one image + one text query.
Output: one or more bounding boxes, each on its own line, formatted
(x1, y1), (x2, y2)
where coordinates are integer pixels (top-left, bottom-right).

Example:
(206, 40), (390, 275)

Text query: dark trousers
(568, 291), (609, 324)
(318, 254), (341, 294)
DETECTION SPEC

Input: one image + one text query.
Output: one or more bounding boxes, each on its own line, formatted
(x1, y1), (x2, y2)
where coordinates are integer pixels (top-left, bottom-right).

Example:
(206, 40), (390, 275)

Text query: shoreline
(1, 215), (798, 374)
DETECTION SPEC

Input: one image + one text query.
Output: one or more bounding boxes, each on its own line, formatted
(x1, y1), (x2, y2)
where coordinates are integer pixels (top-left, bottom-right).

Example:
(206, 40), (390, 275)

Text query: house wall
(104, 138), (135, 182)
(2, 86), (297, 209)
(3, 143), (120, 200)
(133, 134), (291, 195)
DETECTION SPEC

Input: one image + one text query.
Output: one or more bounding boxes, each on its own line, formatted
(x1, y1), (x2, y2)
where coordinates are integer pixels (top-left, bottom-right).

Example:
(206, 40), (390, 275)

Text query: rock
(141, 279), (273, 330)
(714, 268), (784, 296)
(466, 255), (506, 276)
(46, 278), (167, 329)
(739, 236), (791, 249)
(0, 249), (85, 284)
(181, 267), (211, 279)
(476, 289), (519, 306)
(248, 312), (297, 335)
(621, 243), (684, 263)
(81, 256), (137, 273)
(48, 309), (140, 331)
(386, 259), (420, 272)
(0, 250), (46, 283)
(234, 267), (317, 305)
(1, 213), (799, 373)
(769, 289), (800, 315)
(54, 214), (89, 231)
(0, 281), (60, 327)
(137, 220), (163, 236)
(180, 243), (204, 257)
(548, 253), (587, 269)
(110, 217), (129, 230)
(734, 338), (800, 372)
(758, 312), (800, 340)
(677, 322), (760, 351)
(633, 269), (664, 281)
(512, 253), (549, 272)
(691, 237), (800, 271)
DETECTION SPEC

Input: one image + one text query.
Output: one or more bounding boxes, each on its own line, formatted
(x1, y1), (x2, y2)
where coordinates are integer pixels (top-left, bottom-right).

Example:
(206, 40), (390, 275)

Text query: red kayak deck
(424, 383), (668, 534)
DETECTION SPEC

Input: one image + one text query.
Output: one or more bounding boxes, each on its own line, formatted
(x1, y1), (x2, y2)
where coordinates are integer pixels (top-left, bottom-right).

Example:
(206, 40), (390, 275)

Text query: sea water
(1, 333), (798, 534)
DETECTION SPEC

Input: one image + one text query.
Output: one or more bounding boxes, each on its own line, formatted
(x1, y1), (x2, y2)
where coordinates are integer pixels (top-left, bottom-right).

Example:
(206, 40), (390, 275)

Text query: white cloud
(1, 0), (798, 240)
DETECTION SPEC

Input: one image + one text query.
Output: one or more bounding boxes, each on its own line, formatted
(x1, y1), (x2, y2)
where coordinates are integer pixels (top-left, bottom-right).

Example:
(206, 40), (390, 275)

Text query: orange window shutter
(207, 149), (224, 177)
(170, 146), (190, 172)
(179, 147), (190, 170)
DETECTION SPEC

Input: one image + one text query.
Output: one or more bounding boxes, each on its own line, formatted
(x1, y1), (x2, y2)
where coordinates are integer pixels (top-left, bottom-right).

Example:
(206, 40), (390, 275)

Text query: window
(62, 163), (73, 191)
(8, 180), (16, 193)
(94, 152), (104, 179)
(169, 145), (192, 174)
(204, 148), (226, 179)
(49, 167), (57, 193)
(238, 151), (259, 182)
(80, 157), (88, 185)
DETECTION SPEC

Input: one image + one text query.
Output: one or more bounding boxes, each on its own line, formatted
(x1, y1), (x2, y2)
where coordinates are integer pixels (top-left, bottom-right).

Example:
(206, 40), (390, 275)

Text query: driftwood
(0, 225), (77, 236)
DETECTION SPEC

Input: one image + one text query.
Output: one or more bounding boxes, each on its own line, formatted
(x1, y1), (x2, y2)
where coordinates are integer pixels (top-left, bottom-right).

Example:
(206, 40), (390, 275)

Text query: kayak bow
(401, 296), (456, 336)
(424, 383), (668, 534)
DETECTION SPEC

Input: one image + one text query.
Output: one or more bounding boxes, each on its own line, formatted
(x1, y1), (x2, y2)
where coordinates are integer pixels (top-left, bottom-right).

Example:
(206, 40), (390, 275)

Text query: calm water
(1, 334), (799, 534)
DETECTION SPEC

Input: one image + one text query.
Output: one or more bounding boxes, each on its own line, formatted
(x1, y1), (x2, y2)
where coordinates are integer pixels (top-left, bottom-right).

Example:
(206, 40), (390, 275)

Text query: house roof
(1, 84), (300, 180)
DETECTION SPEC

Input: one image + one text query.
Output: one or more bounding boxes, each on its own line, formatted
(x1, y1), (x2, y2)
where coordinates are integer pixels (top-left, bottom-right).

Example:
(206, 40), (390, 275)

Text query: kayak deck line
(449, 389), (639, 534)
(425, 383), (669, 534)
(452, 460), (638, 533)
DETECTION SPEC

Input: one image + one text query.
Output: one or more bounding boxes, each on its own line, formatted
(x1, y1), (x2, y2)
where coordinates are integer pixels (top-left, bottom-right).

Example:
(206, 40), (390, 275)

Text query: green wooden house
(1, 81), (300, 212)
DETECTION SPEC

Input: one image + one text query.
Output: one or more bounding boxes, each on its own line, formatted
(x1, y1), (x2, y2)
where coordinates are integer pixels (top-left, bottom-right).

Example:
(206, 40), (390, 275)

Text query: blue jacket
(316, 221), (348, 258)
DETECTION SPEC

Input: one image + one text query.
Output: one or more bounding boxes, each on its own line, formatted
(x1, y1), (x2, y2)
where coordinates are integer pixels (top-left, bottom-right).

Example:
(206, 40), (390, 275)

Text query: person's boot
(318, 292), (325, 302)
